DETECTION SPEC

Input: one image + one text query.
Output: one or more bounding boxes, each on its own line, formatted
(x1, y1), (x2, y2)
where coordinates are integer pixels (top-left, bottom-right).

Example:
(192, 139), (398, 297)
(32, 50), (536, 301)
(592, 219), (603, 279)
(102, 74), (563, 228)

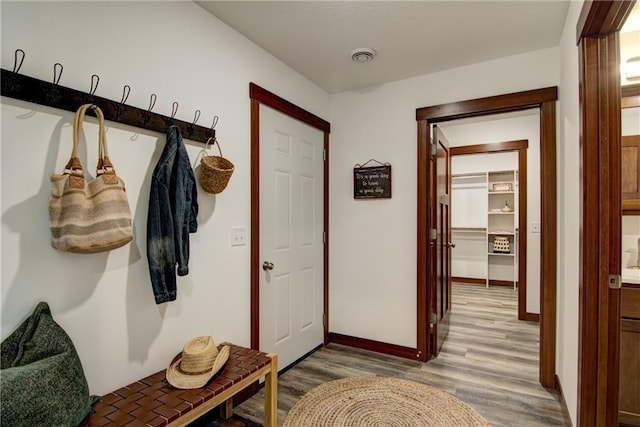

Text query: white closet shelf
(488, 191), (515, 195)
(488, 212), (514, 215)
(488, 252), (515, 257)
(488, 231), (515, 235)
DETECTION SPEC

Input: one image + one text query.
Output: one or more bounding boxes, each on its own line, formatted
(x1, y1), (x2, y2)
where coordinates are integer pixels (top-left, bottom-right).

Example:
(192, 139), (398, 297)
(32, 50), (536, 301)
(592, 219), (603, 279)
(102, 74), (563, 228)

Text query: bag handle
(64, 104), (118, 187)
(204, 137), (224, 158)
(90, 105), (115, 176)
(64, 104), (88, 175)
(65, 104), (116, 175)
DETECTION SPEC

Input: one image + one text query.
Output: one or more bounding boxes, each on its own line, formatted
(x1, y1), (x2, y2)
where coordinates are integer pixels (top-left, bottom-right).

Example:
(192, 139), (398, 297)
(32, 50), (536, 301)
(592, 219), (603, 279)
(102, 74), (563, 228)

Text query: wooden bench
(82, 344), (277, 427)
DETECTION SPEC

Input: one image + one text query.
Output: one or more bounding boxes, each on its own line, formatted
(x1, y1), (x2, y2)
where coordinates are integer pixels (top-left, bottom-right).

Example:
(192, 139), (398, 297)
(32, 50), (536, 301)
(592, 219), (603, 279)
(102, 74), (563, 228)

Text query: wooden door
(432, 125), (452, 355)
(259, 105), (325, 371)
(576, 1), (634, 423)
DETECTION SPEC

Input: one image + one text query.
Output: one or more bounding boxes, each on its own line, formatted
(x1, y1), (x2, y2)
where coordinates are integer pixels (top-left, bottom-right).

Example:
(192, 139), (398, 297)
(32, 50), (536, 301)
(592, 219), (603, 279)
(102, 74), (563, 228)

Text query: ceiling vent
(351, 47), (377, 63)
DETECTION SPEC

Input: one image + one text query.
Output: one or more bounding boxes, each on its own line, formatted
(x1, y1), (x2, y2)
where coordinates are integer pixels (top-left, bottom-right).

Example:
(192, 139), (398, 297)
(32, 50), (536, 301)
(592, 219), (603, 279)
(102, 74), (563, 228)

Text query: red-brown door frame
(249, 83), (331, 351)
(576, 1), (635, 425)
(416, 86), (558, 389)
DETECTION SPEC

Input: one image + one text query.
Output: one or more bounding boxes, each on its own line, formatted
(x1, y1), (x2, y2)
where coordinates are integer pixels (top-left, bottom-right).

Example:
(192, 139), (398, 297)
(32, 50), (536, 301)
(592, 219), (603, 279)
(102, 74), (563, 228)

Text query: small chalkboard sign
(353, 163), (392, 199)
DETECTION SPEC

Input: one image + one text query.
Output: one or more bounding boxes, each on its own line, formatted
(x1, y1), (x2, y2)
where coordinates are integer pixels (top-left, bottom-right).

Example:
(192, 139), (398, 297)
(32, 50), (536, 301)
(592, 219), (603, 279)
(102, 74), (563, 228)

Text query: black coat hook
(112, 84), (131, 120)
(164, 101), (180, 128)
(53, 63), (63, 85)
(45, 63), (64, 104)
(148, 93), (157, 112)
(141, 93), (157, 126)
(90, 74), (99, 95)
(13, 49), (25, 73)
(186, 109), (202, 139)
(3, 50), (25, 93)
(205, 115), (219, 138)
(121, 85), (131, 104)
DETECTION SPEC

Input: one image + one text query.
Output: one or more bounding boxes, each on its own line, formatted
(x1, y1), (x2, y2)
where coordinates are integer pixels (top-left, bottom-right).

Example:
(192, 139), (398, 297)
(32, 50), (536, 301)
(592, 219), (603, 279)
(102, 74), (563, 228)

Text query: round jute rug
(282, 376), (490, 427)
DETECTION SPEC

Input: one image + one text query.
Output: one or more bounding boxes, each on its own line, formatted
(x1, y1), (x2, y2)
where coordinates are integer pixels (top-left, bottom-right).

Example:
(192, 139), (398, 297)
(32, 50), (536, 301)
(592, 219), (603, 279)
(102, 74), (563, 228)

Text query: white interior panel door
(260, 105), (324, 370)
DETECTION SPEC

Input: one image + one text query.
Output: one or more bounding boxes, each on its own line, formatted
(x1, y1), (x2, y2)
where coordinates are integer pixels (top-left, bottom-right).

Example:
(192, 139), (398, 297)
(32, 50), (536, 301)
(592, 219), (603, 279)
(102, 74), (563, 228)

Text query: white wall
(329, 47), (559, 347)
(442, 112), (541, 313)
(1, 1), (329, 395)
(556, 1), (584, 424)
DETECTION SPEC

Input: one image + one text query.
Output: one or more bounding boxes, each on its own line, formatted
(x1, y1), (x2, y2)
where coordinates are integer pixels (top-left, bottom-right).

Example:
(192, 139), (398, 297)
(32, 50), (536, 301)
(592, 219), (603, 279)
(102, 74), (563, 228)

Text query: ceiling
(196, 1), (571, 94)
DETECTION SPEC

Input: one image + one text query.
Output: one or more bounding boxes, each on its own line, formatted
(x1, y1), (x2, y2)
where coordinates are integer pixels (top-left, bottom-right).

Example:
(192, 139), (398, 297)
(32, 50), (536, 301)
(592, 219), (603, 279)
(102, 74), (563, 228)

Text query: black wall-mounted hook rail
(0, 69), (215, 144)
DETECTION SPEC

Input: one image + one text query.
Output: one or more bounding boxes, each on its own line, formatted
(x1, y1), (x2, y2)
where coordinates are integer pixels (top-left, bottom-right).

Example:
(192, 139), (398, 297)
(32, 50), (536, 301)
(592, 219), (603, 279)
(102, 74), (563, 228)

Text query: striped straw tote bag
(48, 104), (133, 253)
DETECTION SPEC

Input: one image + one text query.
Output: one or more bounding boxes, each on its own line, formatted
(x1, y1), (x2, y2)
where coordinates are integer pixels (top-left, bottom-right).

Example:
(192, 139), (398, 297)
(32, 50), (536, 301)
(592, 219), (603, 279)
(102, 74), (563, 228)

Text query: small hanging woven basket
(200, 138), (234, 194)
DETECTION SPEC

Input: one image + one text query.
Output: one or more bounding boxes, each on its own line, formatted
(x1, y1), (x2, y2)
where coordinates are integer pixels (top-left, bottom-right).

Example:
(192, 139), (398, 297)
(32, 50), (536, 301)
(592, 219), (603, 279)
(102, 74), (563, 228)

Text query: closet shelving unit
(451, 170), (518, 289)
(487, 170), (518, 289)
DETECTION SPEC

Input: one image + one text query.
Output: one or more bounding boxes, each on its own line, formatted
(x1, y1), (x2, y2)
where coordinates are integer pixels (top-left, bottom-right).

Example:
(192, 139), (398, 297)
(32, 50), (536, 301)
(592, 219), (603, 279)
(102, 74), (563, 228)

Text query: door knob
(263, 261), (274, 271)
(447, 242), (456, 248)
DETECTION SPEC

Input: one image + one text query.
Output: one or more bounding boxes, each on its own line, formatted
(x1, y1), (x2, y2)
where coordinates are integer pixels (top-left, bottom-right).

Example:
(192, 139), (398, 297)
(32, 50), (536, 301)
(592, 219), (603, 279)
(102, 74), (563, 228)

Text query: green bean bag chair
(1, 302), (97, 426)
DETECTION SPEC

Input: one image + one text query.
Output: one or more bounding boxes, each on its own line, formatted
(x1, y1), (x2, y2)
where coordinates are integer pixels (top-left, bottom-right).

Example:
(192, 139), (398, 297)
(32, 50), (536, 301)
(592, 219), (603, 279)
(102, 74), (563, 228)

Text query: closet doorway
(416, 86), (557, 387)
(449, 140), (532, 321)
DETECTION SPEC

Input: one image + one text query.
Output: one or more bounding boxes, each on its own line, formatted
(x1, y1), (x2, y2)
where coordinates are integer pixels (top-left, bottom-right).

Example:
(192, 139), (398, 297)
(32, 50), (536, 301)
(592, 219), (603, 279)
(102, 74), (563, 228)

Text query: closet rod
(1, 69), (215, 144)
(452, 227), (486, 232)
(452, 172), (487, 179)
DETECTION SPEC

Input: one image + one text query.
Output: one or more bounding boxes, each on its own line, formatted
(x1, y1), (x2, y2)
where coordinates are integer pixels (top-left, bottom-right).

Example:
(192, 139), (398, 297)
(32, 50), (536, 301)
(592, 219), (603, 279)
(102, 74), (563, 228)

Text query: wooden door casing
(416, 86), (557, 387)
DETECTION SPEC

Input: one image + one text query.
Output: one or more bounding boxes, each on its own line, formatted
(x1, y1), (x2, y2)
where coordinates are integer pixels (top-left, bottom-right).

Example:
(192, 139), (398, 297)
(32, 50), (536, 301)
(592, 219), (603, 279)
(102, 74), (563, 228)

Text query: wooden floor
(216, 283), (567, 426)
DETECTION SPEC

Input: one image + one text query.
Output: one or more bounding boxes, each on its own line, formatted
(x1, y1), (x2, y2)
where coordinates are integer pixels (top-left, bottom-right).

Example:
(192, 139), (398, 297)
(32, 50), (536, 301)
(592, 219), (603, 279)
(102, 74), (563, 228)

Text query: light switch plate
(531, 222), (541, 233)
(231, 226), (247, 246)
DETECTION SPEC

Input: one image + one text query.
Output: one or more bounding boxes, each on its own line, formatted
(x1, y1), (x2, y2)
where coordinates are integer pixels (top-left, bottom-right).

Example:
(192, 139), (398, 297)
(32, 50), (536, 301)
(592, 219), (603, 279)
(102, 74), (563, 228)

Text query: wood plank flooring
(216, 283), (567, 426)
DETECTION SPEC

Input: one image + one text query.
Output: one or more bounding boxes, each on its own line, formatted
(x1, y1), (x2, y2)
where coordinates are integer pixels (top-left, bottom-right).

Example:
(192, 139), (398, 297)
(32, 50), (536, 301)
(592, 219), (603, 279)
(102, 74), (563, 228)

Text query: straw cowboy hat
(166, 336), (230, 389)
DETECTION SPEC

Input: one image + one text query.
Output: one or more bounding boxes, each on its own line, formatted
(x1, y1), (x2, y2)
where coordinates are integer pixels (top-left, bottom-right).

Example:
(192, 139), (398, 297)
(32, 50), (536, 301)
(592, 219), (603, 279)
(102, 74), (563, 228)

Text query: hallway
(230, 283), (566, 426)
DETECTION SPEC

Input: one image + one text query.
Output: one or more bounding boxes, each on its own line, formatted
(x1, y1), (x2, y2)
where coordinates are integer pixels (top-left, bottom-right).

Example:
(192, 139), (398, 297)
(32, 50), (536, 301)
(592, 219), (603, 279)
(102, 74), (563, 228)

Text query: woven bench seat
(82, 344), (277, 427)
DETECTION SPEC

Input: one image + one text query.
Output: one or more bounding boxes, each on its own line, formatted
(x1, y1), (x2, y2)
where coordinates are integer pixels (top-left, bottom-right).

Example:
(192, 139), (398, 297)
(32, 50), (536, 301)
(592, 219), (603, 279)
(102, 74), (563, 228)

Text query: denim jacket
(147, 126), (198, 304)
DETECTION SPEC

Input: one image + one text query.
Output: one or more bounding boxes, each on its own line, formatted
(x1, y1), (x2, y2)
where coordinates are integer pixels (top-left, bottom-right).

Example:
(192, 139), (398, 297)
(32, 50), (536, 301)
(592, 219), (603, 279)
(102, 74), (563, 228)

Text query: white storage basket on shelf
(492, 236), (510, 253)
